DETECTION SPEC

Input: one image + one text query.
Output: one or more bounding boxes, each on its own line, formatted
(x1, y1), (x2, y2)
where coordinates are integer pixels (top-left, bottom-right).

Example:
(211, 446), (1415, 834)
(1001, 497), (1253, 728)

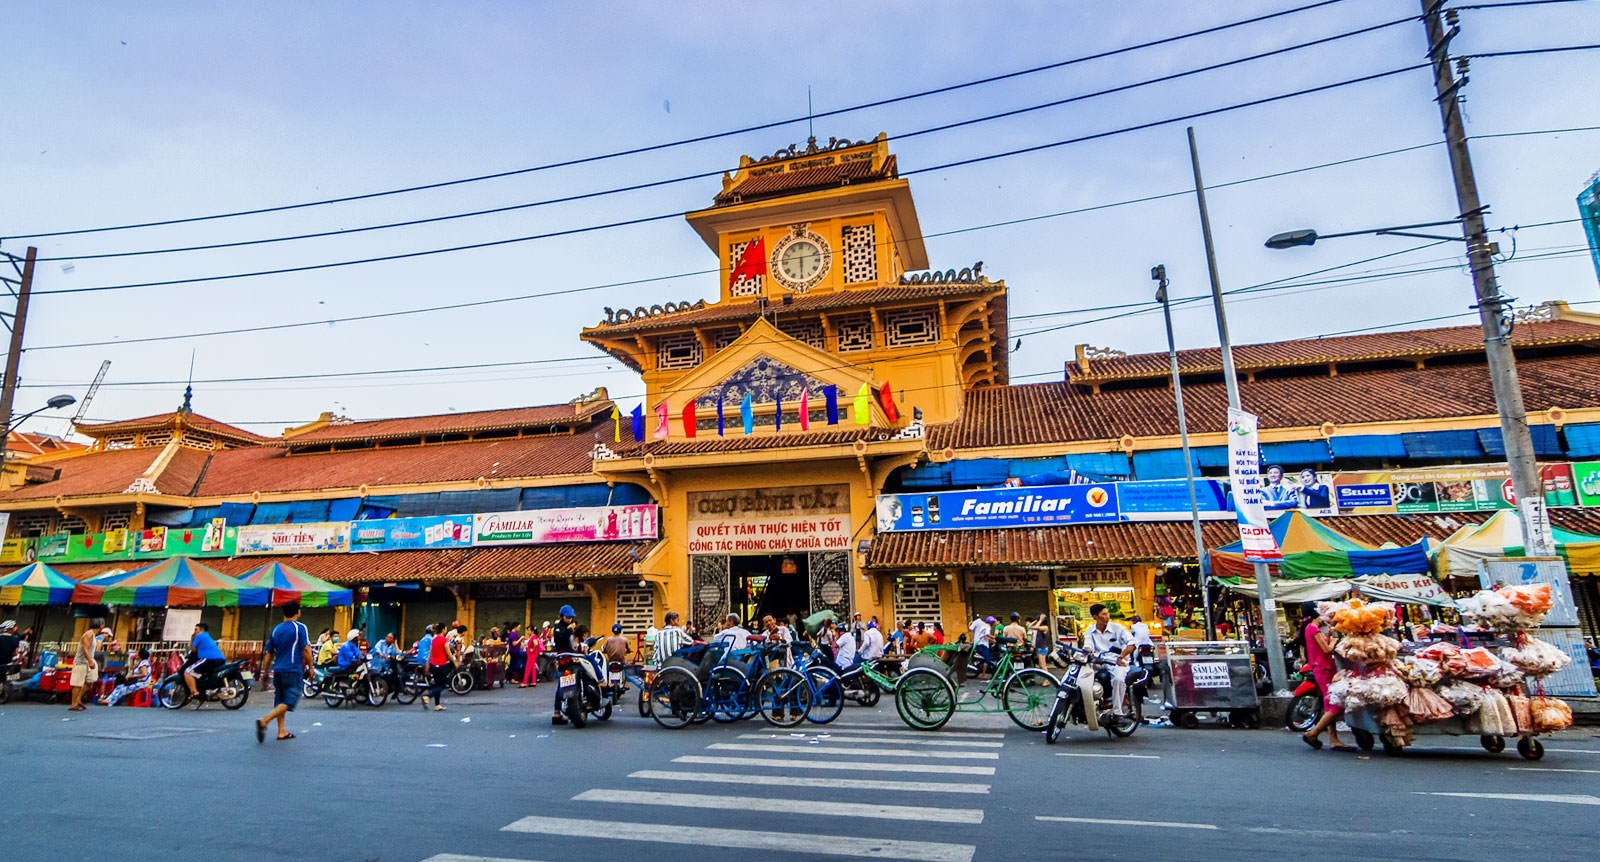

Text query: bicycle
(864, 638), (1056, 731)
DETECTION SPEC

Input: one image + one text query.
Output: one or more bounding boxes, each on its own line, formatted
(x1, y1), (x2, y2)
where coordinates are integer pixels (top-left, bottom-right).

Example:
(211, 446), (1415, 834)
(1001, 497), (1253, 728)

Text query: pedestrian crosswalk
(422, 716), (1001, 862)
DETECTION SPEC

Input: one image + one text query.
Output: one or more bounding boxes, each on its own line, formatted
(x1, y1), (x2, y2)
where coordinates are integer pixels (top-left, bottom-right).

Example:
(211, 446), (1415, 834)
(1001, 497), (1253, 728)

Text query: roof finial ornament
(179, 350), (195, 413)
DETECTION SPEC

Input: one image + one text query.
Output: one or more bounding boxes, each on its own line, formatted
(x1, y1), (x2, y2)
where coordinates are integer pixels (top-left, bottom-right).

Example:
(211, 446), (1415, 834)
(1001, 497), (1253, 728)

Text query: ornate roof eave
(592, 433), (927, 474)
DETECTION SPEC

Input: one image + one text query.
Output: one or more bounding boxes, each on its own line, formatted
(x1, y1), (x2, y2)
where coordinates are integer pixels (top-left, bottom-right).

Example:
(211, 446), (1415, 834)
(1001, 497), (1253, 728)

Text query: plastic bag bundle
(1491, 666), (1527, 691)
(1501, 637), (1572, 678)
(1530, 696), (1573, 732)
(1378, 706), (1415, 746)
(1402, 685), (1455, 723)
(1335, 633), (1402, 665)
(1506, 693), (1532, 734)
(1336, 670), (1409, 711)
(1394, 657), (1443, 686)
(1474, 688), (1518, 736)
(1497, 584), (1552, 616)
(1453, 647), (1504, 681)
(1325, 599), (1396, 635)
(1456, 590), (1520, 630)
(1436, 680), (1485, 714)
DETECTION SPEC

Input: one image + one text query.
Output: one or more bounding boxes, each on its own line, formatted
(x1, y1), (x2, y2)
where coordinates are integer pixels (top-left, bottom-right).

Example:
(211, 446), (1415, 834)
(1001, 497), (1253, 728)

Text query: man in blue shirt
(335, 628), (365, 672)
(184, 622), (227, 699)
(255, 601), (313, 743)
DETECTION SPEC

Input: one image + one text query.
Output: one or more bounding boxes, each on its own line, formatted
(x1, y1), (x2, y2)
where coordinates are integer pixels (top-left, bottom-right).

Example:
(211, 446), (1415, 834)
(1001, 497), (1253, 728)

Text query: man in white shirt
(859, 621), (886, 662)
(652, 612), (691, 664)
(1082, 603), (1137, 722)
(833, 627), (859, 671)
(717, 613), (751, 651)
(969, 614), (991, 647)
(1130, 615), (1154, 648)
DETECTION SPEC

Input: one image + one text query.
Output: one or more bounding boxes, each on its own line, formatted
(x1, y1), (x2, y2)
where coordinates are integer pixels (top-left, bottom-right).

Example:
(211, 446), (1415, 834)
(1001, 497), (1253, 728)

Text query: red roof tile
(154, 448), (214, 496)
(4, 431), (84, 457)
(74, 411), (269, 444)
(715, 154), (899, 206)
(931, 353), (1600, 450)
(288, 401), (613, 447)
(0, 447), (168, 502)
(1070, 319), (1600, 384)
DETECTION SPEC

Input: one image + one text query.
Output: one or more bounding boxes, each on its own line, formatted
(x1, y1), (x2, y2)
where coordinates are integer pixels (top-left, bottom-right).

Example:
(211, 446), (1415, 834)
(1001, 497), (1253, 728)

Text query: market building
(4, 133), (1600, 649)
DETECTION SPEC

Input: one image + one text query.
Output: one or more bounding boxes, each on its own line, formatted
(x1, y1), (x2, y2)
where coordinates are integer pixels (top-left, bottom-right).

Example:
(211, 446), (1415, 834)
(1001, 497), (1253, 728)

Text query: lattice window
(884, 307), (940, 348)
(729, 240), (764, 297)
(178, 436), (219, 451)
(835, 314), (873, 352)
(894, 575), (944, 627)
(778, 319), (825, 350)
(103, 435), (136, 450)
(11, 512), (57, 537)
(614, 584), (655, 638)
(58, 515), (88, 535)
(655, 333), (703, 371)
(712, 328), (741, 352)
(101, 509), (134, 532)
(842, 224), (878, 283)
(144, 432), (173, 447)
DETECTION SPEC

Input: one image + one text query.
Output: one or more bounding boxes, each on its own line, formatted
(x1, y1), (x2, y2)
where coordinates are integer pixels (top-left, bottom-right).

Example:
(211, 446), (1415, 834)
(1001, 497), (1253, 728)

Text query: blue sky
(3, 0), (1597, 437)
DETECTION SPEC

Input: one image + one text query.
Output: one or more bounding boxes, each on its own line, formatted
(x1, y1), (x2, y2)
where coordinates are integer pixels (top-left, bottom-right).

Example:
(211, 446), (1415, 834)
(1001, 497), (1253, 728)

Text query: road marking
(1053, 752), (1161, 760)
(502, 815), (975, 862)
(627, 769), (990, 794)
(1418, 792), (1600, 806)
(1037, 815), (1217, 831)
(573, 788), (984, 824)
(674, 755), (995, 776)
(815, 724), (1006, 740)
(707, 742), (997, 760)
(424, 856), (549, 862)
(1508, 767), (1600, 775)
(739, 733), (1004, 749)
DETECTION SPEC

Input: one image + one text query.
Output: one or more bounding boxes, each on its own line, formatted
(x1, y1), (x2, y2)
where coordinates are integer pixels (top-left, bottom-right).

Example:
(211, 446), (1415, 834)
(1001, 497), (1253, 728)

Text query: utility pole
(1420, 0), (1550, 553)
(0, 246), (38, 467)
(1153, 265), (1214, 639)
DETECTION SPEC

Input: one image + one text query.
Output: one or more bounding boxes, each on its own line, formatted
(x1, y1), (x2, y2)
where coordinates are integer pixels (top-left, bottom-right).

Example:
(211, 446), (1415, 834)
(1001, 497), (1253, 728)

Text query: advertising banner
(873, 483), (1119, 532)
(1574, 461), (1600, 507)
(966, 570), (1051, 591)
(351, 515), (474, 551)
(236, 522), (351, 556)
(1332, 463), (1577, 514)
(1114, 479), (1234, 521)
(1227, 408), (1282, 563)
(32, 522), (236, 563)
(473, 504), (658, 546)
(688, 484), (851, 555)
(0, 538), (33, 564)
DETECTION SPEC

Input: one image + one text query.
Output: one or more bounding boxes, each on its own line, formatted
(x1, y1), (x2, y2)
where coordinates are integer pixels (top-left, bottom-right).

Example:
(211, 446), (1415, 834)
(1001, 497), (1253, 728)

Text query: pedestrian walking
(255, 601), (314, 743)
(1301, 606), (1351, 751)
(67, 619), (103, 711)
(424, 620), (457, 712)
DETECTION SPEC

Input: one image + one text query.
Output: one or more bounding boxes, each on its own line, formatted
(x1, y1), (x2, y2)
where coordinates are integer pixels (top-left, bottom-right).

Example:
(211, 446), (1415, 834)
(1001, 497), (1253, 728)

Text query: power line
(1465, 43), (1600, 59)
(5, 0), (1355, 241)
(31, 13), (1419, 264)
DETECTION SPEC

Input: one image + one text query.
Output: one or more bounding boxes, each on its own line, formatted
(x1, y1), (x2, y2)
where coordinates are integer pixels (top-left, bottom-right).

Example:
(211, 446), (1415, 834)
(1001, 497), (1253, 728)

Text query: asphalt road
(3, 682), (1598, 862)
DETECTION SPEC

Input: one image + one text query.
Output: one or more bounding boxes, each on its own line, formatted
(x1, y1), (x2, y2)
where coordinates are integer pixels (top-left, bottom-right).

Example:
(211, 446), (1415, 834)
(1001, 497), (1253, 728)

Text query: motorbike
(1043, 648), (1149, 744)
(554, 651), (613, 728)
(0, 662), (21, 704)
(157, 658), (251, 710)
(1286, 663), (1323, 732)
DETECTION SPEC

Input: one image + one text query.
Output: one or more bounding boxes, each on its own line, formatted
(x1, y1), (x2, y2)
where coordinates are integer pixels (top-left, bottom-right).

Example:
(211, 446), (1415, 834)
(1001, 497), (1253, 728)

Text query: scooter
(1285, 663), (1323, 732)
(1044, 648), (1148, 744)
(156, 658), (251, 710)
(553, 651), (612, 728)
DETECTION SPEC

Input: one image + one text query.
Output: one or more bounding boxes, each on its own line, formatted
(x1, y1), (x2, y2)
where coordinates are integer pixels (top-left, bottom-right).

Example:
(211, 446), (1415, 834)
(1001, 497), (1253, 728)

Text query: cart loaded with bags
(1324, 585), (1573, 760)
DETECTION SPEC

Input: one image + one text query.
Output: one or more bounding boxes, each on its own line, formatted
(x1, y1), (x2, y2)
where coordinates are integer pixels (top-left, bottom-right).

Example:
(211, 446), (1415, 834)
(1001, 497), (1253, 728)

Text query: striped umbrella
(238, 562), (352, 607)
(0, 562), (78, 605)
(72, 557), (271, 607)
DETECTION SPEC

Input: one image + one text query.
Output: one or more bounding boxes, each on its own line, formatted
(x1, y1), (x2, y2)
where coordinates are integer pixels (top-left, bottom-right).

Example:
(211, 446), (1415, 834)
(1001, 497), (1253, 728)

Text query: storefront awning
(205, 540), (658, 585)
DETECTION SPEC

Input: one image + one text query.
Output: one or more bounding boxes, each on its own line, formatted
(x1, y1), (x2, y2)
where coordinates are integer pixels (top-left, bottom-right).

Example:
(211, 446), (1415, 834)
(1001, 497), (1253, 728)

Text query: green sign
(1577, 462), (1600, 507)
(35, 521), (236, 564)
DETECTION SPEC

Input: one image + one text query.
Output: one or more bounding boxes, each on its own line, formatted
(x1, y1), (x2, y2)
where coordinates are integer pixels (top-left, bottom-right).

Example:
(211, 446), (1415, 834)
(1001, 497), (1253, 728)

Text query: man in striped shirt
(651, 612), (691, 665)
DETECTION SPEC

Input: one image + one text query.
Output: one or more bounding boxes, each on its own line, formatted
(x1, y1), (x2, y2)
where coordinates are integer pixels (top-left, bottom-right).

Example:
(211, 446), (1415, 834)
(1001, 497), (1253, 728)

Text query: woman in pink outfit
(1301, 607), (1350, 751)
(520, 622), (546, 687)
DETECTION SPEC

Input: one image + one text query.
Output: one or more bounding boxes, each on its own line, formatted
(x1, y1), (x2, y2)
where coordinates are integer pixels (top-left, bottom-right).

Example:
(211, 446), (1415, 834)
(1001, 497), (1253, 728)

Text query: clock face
(770, 231), (831, 293)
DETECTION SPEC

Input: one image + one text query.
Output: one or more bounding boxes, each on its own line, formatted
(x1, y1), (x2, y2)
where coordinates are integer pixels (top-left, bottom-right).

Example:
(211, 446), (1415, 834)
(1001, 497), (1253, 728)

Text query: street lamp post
(1152, 265), (1214, 639)
(0, 394), (77, 466)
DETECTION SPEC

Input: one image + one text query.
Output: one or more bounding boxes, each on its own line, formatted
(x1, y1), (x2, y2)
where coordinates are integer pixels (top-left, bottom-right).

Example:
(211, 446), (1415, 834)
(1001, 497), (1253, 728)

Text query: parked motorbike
(320, 660), (388, 708)
(554, 651), (612, 728)
(1043, 648), (1148, 743)
(0, 662), (21, 704)
(157, 659), (251, 710)
(1286, 663), (1323, 732)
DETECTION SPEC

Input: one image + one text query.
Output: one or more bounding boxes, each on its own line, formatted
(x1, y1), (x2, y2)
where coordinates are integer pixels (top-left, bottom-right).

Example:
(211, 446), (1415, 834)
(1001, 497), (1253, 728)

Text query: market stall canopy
(1218, 572), (1454, 606)
(71, 557), (270, 607)
(1209, 512), (1432, 580)
(0, 562), (77, 605)
(238, 562), (353, 607)
(1430, 510), (1600, 580)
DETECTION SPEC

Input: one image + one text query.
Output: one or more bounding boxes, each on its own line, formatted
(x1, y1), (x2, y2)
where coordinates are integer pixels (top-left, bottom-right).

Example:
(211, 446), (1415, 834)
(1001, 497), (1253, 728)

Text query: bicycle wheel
(756, 668), (814, 728)
(803, 666), (843, 725)
(895, 668), (956, 731)
(1001, 669), (1058, 731)
(706, 666), (746, 723)
(647, 667), (701, 730)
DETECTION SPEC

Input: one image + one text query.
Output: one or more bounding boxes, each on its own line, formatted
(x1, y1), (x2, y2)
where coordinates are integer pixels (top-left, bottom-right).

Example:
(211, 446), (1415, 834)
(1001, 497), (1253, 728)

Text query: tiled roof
(287, 401), (613, 447)
(3, 431), (84, 457)
(196, 433), (603, 495)
(0, 447), (168, 502)
(931, 353), (1600, 450)
(581, 281), (1002, 338)
(1070, 319), (1600, 384)
(602, 427), (895, 459)
(205, 541), (656, 584)
(74, 410), (270, 444)
(154, 448), (213, 496)
(714, 154), (899, 206)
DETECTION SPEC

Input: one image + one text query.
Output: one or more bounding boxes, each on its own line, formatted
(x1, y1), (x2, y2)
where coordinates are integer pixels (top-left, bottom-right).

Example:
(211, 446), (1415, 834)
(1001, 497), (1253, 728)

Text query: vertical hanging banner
(1227, 408), (1282, 563)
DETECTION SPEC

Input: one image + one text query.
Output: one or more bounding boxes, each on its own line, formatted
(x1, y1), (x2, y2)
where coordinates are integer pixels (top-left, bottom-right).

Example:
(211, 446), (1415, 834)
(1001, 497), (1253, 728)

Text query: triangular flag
(653, 401), (670, 440)
(716, 394), (725, 437)
(740, 393), (754, 436)
(775, 391), (783, 432)
(611, 405), (621, 443)
(681, 400), (697, 438)
(824, 385), (839, 425)
(730, 237), (767, 286)
(630, 404), (645, 442)
(853, 383), (871, 426)
(876, 382), (900, 423)
(799, 388), (811, 431)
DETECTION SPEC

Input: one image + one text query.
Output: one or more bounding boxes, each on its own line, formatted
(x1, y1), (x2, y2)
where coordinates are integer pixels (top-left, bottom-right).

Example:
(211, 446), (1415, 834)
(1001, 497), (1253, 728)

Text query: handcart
(1340, 706), (1546, 760)
(1161, 640), (1261, 729)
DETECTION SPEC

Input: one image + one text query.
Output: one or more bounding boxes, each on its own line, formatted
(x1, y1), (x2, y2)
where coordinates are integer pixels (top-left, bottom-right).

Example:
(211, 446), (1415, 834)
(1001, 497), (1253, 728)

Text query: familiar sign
(874, 483), (1119, 532)
(473, 505), (657, 546)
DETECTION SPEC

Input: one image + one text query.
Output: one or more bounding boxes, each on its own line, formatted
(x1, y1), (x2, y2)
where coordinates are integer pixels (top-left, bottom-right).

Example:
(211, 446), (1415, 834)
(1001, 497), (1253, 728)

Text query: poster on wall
(687, 484), (852, 554)
(1227, 408), (1282, 563)
(1574, 462), (1600, 507)
(874, 483), (1119, 532)
(352, 515), (474, 551)
(1255, 467), (1335, 516)
(236, 522), (351, 555)
(1333, 463), (1576, 514)
(473, 505), (657, 546)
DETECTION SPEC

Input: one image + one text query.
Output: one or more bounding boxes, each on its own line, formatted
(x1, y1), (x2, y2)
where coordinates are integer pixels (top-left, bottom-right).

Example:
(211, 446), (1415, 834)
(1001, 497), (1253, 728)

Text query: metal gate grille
(894, 576), (943, 626)
(808, 551), (852, 618)
(614, 584), (655, 635)
(689, 555), (730, 631)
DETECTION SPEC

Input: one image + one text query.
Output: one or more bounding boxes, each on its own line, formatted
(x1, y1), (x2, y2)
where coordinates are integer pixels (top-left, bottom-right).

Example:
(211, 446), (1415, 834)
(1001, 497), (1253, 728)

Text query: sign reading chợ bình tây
(687, 484), (852, 555)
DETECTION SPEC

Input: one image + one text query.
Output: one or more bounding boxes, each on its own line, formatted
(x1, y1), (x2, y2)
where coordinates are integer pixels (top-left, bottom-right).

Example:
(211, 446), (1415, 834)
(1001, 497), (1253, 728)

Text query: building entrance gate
(690, 551), (851, 629)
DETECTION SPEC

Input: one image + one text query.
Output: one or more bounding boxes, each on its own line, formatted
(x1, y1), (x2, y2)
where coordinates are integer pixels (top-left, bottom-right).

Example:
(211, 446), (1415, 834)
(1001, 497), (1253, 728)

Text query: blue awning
(1191, 446), (1230, 469)
(249, 502), (295, 524)
(1476, 425), (1562, 457)
(1566, 422), (1600, 458)
(1065, 452), (1131, 480)
(1260, 440), (1331, 466)
(288, 499), (331, 522)
(327, 497), (362, 522)
(1330, 434), (1407, 460)
(218, 502), (255, 526)
(948, 459), (1011, 487)
(1133, 449), (1189, 480)
(1401, 430), (1484, 459)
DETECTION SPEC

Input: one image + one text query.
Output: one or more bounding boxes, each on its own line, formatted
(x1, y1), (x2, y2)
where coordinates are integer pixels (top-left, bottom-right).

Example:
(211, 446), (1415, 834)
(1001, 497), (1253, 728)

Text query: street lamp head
(46, 394), (76, 410)
(1265, 229), (1318, 250)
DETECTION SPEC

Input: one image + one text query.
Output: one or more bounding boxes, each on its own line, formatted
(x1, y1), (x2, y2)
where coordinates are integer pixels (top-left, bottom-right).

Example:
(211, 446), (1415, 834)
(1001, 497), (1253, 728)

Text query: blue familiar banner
(874, 483), (1121, 532)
